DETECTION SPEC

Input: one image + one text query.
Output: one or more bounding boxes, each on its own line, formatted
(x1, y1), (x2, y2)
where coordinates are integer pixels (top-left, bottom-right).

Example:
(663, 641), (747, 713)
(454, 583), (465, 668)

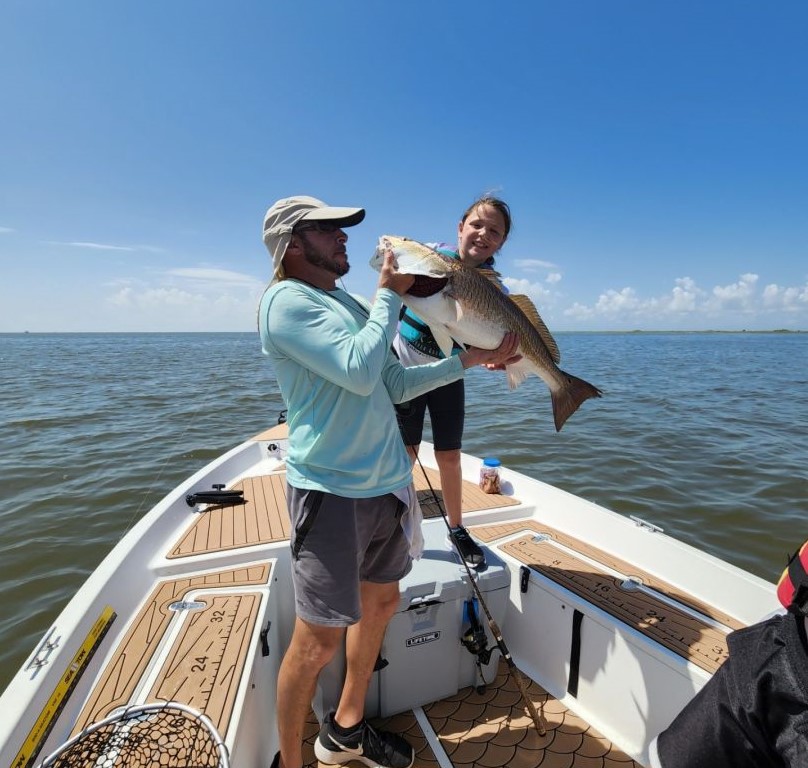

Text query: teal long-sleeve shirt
(258, 280), (465, 497)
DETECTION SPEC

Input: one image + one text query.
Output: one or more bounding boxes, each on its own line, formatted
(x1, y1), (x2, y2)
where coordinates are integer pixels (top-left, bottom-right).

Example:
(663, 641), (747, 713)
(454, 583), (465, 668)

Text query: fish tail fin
(551, 371), (603, 431)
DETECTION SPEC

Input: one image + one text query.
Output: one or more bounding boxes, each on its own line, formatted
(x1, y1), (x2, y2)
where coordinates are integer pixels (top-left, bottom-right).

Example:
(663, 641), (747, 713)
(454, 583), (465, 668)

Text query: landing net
(36, 702), (229, 768)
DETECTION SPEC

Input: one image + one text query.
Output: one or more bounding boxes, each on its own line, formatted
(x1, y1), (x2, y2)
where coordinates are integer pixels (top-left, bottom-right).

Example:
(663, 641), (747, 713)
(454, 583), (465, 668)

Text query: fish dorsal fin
(511, 294), (561, 364)
(477, 268), (506, 290)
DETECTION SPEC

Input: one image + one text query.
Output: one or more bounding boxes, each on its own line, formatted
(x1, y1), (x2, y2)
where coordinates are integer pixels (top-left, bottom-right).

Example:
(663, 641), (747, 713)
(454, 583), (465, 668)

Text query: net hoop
(35, 701), (230, 768)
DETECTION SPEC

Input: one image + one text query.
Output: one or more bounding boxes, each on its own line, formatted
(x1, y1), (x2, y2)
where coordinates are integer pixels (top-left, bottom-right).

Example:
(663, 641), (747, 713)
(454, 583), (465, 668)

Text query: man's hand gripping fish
(372, 235), (602, 431)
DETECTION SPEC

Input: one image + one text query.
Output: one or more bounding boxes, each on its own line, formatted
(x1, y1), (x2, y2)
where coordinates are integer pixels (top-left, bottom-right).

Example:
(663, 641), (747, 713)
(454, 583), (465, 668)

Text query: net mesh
(38, 703), (229, 768)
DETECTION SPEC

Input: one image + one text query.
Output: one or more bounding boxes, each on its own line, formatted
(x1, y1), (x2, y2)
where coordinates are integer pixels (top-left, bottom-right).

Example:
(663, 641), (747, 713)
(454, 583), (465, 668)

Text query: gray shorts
(287, 484), (412, 627)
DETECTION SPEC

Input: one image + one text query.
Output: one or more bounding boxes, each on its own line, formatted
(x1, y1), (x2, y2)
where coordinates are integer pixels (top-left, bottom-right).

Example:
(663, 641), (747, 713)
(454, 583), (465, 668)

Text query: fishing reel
(461, 598), (492, 666)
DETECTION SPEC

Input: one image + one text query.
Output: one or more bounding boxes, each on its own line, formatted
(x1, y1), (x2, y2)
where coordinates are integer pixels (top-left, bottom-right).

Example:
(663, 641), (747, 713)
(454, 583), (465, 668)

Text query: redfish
(372, 235), (602, 431)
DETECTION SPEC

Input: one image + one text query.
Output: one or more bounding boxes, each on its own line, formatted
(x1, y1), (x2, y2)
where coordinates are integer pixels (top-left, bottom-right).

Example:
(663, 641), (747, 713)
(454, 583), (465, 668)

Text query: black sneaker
(314, 712), (414, 768)
(445, 525), (485, 568)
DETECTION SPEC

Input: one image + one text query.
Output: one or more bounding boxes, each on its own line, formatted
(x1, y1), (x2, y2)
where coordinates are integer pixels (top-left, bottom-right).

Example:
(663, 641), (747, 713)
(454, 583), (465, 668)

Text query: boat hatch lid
(397, 520), (510, 610)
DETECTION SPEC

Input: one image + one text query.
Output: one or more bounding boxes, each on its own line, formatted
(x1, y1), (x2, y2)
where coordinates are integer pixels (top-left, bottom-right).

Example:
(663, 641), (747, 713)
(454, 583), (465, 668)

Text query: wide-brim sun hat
(262, 195), (365, 284)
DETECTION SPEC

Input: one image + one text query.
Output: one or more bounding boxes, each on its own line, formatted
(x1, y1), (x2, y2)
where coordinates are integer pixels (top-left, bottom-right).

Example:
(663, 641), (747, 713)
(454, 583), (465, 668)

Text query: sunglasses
(293, 221), (343, 234)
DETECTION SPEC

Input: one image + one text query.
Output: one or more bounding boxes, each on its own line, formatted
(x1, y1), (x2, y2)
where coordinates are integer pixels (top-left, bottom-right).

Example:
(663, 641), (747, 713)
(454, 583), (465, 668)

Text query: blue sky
(1, 1), (806, 332)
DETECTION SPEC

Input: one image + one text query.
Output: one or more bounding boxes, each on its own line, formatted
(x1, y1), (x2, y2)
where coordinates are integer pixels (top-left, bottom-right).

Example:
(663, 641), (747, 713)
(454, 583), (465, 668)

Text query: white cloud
(504, 262), (563, 316)
(503, 276), (553, 304)
(109, 286), (199, 308)
(579, 277), (705, 319)
(55, 241), (137, 251)
(622, 277), (705, 316)
(558, 272), (808, 329)
(43, 240), (166, 253)
(101, 265), (268, 331)
(708, 273), (759, 311)
(564, 302), (595, 319)
(166, 267), (262, 288)
(667, 277), (701, 312)
(513, 258), (558, 271)
(594, 287), (642, 313)
(133, 245), (168, 254)
(0, 227), (14, 234)
(761, 282), (808, 312)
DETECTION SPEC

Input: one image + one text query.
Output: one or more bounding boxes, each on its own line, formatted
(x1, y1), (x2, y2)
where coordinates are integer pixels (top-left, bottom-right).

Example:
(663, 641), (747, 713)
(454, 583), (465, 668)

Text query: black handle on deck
(186, 489), (245, 507)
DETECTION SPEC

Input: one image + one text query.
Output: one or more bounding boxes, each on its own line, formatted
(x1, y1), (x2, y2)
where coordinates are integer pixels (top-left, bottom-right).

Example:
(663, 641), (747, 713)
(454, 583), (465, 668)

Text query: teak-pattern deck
(168, 466), (518, 559)
(412, 463), (520, 519)
(168, 474), (291, 558)
(167, 468), (733, 672)
(72, 563), (272, 737)
(69, 441), (736, 766)
(471, 519), (736, 674)
(301, 659), (640, 768)
(472, 520), (743, 632)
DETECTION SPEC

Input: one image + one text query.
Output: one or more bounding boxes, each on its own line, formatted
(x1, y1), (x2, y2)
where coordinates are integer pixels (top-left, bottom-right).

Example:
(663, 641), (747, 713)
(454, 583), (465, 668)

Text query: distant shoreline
(3, 329), (806, 336)
(621, 328), (806, 335)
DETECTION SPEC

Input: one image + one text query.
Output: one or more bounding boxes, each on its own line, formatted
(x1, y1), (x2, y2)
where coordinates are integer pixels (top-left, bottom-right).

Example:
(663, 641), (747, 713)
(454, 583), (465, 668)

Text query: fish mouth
(407, 274), (448, 298)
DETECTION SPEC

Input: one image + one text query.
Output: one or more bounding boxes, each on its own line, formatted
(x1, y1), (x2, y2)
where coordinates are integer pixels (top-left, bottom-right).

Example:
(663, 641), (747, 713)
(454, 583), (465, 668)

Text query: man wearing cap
(649, 540), (808, 768)
(259, 196), (520, 768)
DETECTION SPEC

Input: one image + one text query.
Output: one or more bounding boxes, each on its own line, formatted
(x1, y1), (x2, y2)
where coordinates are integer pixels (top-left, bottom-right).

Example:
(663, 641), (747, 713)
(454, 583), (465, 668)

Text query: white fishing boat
(0, 419), (778, 768)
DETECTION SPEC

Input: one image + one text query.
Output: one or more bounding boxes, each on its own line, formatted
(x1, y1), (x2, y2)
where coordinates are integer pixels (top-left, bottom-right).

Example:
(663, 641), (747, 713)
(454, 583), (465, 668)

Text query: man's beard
(301, 238), (350, 277)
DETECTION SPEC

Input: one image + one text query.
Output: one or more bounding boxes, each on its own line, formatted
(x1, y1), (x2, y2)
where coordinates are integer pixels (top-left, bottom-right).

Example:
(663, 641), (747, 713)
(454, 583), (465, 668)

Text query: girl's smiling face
(457, 204), (508, 266)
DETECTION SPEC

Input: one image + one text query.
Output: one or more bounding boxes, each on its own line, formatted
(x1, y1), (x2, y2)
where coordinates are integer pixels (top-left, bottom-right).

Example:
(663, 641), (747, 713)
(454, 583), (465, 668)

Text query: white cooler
(314, 518), (512, 720)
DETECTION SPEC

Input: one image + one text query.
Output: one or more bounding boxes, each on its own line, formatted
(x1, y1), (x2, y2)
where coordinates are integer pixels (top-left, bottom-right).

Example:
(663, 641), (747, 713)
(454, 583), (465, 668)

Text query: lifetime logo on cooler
(405, 631), (441, 648)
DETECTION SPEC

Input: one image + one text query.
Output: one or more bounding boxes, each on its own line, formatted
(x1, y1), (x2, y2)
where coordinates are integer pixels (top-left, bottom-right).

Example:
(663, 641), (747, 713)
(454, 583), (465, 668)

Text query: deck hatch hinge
(519, 565), (530, 594)
(260, 621), (272, 657)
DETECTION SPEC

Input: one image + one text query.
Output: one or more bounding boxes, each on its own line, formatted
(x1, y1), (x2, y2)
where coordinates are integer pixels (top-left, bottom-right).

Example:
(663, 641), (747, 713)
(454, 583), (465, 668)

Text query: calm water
(1, 332), (806, 691)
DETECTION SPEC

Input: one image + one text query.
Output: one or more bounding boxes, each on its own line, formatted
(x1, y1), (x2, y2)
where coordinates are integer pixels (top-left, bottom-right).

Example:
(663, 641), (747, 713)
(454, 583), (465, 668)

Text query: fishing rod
(411, 450), (548, 737)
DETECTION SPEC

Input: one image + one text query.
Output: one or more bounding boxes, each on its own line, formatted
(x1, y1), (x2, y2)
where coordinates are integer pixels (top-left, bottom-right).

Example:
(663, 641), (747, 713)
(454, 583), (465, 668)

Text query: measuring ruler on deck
(12, 605), (116, 768)
(152, 592), (262, 734)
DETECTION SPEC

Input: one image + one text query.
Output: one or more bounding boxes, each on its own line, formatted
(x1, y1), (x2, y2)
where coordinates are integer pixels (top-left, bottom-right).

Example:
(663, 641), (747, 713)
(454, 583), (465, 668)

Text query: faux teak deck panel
(168, 467), (519, 558)
(168, 474), (291, 558)
(302, 659), (640, 768)
(65, 453), (737, 766)
(472, 519), (739, 674)
(168, 472), (735, 673)
(72, 563), (272, 736)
